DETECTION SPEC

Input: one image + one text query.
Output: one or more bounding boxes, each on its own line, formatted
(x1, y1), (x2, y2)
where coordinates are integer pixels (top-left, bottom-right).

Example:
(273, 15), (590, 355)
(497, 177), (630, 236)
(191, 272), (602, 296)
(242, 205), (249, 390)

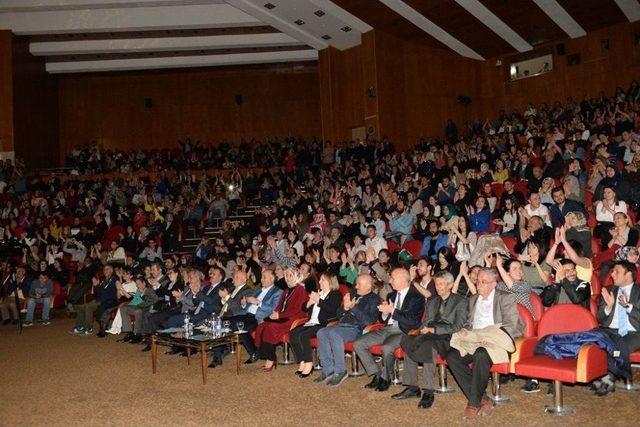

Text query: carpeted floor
(0, 318), (636, 426)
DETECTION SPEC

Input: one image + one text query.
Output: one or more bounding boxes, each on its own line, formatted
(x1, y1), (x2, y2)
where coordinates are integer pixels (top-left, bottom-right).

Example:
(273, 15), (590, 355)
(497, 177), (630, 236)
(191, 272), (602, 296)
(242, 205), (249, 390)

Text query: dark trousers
(225, 314), (258, 355)
(259, 342), (277, 361)
(290, 324), (323, 363)
(446, 347), (493, 408)
(96, 302), (118, 331)
(145, 310), (176, 334)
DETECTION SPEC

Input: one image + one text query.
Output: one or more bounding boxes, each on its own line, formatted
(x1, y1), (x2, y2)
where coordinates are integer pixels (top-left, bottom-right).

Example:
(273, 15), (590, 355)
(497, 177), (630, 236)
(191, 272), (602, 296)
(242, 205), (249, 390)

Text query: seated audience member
(355, 268), (424, 392)
(364, 224), (387, 258)
(386, 199), (415, 245)
(599, 246), (640, 285)
(254, 268), (308, 371)
(315, 274), (380, 386)
(94, 264), (119, 338)
(467, 196), (490, 233)
(546, 226), (593, 283)
(605, 212), (639, 250)
(0, 265), (22, 325)
(564, 211), (592, 258)
(495, 255), (534, 316)
(594, 186), (628, 246)
(542, 259), (591, 309)
(237, 269), (282, 364)
(24, 272), (54, 326)
(493, 197), (519, 237)
(290, 272), (342, 377)
(162, 268), (211, 330)
(67, 258), (100, 335)
(499, 180), (525, 209)
(420, 220), (448, 261)
(443, 268), (523, 422)
(449, 216), (477, 263)
(521, 192), (551, 227)
(396, 271), (467, 408)
(549, 187), (588, 228)
(118, 275), (159, 343)
(515, 215), (551, 255)
(594, 261), (640, 396)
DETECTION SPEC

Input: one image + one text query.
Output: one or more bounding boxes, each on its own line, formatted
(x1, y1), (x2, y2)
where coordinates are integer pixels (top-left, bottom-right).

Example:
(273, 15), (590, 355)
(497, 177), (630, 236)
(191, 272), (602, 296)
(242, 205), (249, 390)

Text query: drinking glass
(223, 320), (231, 332)
(237, 321), (245, 333)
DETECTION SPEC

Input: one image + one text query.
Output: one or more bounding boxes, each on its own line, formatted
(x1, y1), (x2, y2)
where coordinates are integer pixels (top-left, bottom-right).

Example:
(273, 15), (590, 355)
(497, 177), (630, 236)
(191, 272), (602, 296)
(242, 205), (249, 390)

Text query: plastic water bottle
(183, 313), (191, 337)
(211, 314), (218, 336)
(215, 317), (222, 338)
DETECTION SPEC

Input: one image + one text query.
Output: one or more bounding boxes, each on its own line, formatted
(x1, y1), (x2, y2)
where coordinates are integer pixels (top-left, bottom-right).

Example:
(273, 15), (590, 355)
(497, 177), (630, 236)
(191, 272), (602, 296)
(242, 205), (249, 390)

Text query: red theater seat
(402, 240), (423, 259)
(514, 305), (607, 415)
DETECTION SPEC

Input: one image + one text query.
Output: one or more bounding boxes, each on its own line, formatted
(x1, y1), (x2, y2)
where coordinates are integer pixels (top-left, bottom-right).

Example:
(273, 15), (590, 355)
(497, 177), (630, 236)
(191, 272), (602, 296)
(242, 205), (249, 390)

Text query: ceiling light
(264, 3), (275, 9)
(321, 34), (332, 40)
(314, 10), (325, 17)
(341, 26), (352, 32)
(295, 19), (305, 25)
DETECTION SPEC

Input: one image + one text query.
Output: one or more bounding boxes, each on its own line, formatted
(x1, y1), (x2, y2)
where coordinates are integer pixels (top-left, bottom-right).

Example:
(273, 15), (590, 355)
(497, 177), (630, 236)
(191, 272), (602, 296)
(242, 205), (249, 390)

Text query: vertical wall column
(0, 31), (14, 155)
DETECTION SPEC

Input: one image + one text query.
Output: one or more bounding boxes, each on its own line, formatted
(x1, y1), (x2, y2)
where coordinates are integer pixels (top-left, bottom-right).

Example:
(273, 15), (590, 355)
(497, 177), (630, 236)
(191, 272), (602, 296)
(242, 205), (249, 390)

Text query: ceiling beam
(30, 33), (303, 56)
(225, 0), (328, 50)
(0, 4), (260, 35)
(454, 0), (532, 52)
(46, 48), (318, 73)
(379, 0), (484, 60)
(308, 0), (372, 33)
(614, 0), (640, 22)
(532, 0), (586, 38)
(0, 0), (226, 13)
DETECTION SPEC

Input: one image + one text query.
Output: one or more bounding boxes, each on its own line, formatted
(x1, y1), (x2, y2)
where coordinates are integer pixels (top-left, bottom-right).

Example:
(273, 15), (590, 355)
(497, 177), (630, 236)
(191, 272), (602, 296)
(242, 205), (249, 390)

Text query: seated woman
(594, 185), (628, 249)
(449, 215), (477, 263)
(433, 247), (460, 278)
(290, 272), (342, 378)
(493, 197), (519, 237)
(467, 196), (490, 233)
(495, 255), (534, 316)
(605, 212), (639, 250)
(564, 211), (592, 258)
(254, 268), (309, 371)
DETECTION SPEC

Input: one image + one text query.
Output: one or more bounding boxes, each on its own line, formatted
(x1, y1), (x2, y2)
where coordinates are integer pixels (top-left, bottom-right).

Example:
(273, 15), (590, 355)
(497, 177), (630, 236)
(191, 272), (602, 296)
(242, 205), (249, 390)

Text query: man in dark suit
(394, 271), (468, 408)
(549, 187), (588, 228)
(95, 264), (118, 338)
(355, 268), (424, 392)
(595, 261), (640, 396)
(445, 267), (523, 422)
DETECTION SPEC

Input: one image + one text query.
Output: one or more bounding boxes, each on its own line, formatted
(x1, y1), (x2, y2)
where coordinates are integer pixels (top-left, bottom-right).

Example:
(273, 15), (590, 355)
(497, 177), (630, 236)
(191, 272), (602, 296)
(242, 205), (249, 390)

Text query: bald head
(390, 268), (411, 291)
(355, 274), (374, 296)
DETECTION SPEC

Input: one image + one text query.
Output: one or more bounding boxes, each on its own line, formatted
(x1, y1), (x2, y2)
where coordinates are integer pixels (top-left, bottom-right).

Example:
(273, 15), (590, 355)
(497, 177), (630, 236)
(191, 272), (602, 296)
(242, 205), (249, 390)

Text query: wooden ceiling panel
(404, 0), (514, 58)
(331, 0), (449, 50)
(480, 0), (566, 46)
(558, 0), (628, 32)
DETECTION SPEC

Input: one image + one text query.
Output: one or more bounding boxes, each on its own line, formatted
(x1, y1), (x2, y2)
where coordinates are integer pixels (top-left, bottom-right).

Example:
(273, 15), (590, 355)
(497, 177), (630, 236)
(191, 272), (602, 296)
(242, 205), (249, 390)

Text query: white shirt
(472, 289), (495, 330)
(595, 200), (628, 223)
(248, 286), (272, 315)
(525, 204), (551, 227)
(605, 284), (636, 331)
(305, 290), (329, 326)
(365, 236), (388, 257)
(388, 287), (410, 325)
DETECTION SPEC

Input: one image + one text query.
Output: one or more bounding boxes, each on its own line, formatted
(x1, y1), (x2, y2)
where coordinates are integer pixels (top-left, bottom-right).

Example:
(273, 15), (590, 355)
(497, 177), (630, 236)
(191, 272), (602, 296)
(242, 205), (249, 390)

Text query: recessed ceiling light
(264, 3), (275, 9)
(314, 10), (325, 17)
(294, 19), (305, 25)
(341, 26), (352, 32)
(321, 34), (332, 40)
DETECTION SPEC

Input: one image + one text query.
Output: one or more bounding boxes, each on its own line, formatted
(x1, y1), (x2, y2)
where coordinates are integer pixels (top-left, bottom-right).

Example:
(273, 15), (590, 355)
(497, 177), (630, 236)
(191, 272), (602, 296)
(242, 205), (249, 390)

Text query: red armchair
(279, 317), (308, 365)
(514, 305), (607, 415)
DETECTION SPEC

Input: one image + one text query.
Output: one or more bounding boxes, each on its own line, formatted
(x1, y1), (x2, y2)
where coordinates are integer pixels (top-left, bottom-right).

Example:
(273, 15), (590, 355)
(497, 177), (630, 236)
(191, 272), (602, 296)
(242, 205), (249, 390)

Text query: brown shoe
(463, 406), (479, 423)
(478, 397), (496, 417)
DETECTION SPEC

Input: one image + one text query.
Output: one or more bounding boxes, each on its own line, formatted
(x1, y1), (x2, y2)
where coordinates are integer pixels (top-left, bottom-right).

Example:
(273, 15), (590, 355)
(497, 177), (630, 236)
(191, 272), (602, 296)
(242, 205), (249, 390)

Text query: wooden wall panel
(12, 36), (59, 168)
(58, 64), (321, 156)
(0, 31), (13, 153)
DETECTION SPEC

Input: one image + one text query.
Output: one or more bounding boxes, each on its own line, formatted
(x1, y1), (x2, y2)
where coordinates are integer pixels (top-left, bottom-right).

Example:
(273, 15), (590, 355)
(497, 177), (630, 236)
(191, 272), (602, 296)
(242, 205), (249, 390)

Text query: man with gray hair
(354, 268), (424, 392)
(445, 267), (523, 422)
(394, 270), (468, 408)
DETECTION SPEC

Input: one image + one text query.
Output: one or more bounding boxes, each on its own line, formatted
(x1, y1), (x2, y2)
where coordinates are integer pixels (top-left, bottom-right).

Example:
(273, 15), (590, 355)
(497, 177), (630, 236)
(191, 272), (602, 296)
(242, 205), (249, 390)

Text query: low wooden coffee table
(151, 330), (244, 384)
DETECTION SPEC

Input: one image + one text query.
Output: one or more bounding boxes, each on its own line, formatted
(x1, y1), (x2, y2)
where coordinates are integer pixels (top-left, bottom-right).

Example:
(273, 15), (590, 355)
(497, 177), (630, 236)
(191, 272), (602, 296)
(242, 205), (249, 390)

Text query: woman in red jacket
(254, 268), (309, 371)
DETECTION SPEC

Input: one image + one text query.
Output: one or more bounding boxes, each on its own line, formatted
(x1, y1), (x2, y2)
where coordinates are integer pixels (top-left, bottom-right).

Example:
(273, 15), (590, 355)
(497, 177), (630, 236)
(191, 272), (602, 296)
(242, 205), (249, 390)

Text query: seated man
(355, 268), (424, 392)
(67, 258), (100, 335)
(419, 220), (448, 261)
(444, 267), (523, 422)
(163, 268), (209, 329)
(315, 274), (380, 387)
(94, 264), (119, 338)
(24, 272), (54, 326)
(594, 261), (640, 396)
(395, 271), (467, 409)
(542, 259), (591, 309)
(235, 268), (282, 363)
(119, 276), (159, 343)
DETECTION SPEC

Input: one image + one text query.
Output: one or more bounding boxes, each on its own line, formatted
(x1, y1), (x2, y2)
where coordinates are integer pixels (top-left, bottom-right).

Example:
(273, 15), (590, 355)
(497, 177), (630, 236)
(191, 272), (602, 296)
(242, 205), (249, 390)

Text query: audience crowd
(2, 81), (640, 422)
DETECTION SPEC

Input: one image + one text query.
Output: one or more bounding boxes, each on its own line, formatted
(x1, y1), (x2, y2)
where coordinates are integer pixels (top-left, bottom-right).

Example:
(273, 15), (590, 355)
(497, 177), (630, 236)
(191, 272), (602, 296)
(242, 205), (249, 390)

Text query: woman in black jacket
(289, 272), (342, 378)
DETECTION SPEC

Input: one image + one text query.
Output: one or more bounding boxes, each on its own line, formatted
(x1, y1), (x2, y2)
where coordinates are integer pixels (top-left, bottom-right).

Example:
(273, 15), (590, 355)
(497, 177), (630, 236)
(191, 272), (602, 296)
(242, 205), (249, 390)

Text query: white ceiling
(0, 0), (370, 73)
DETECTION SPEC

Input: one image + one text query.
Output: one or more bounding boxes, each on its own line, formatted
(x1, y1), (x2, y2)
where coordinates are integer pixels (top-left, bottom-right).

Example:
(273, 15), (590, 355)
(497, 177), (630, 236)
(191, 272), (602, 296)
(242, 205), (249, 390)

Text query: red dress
(254, 284), (308, 346)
